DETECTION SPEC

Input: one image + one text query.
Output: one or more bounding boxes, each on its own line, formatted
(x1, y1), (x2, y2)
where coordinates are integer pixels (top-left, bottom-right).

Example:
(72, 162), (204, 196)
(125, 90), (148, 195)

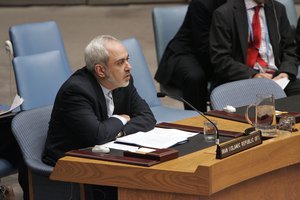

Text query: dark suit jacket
(155, 0), (226, 85)
(210, 0), (298, 88)
(43, 67), (156, 166)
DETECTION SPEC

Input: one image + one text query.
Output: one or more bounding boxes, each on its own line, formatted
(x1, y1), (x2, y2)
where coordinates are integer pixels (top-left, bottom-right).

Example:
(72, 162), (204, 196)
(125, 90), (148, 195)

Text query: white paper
(0, 94), (23, 116)
(114, 127), (198, 149)
(101, 141), (140, 152)
(274, 77), (290, 89)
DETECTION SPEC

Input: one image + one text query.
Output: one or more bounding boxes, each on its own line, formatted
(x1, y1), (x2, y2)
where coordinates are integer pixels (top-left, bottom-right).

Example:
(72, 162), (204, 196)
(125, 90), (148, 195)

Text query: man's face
(103, 40), (131, 89)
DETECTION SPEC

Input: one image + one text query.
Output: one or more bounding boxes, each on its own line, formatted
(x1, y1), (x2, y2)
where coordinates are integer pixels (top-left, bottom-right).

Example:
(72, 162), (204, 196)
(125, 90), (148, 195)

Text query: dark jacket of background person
(154, 0), (226, 111)
(210, 0), (299, 89)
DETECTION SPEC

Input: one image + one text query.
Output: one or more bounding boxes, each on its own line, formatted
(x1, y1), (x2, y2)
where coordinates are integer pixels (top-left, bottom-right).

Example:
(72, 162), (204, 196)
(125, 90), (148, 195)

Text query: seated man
(154, 0), (226, 112)
(210, 0), (300, 95)
(42, 35), (156, 200)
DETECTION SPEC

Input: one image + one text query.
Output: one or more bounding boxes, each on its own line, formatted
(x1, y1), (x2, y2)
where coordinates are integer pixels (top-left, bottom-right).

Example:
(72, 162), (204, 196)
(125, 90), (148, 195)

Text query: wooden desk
(50, 116), (300, 200)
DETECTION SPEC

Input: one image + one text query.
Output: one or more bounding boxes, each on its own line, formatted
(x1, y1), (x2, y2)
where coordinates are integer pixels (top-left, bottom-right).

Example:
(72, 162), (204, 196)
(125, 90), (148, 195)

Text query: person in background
(210, 0), (300, 95)
(0, 113), (28, 200)
(295, 16), (300, 63)
(154, 0), (227, 112)
(42, 35), (156, 200)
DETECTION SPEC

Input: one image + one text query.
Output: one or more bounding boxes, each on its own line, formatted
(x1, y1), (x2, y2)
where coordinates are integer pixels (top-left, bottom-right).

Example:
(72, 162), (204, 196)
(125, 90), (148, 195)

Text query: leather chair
(122, 38), (198, 123)
(210, 78), (287, 110)
(7, 20), (72, 75)
(11, 105), (80, 200)
(12, 51), (70, 110)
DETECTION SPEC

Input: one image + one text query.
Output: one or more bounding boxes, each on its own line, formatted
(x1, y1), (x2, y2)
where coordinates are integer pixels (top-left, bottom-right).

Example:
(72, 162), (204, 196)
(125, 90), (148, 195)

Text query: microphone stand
(157, 93), (220, 147)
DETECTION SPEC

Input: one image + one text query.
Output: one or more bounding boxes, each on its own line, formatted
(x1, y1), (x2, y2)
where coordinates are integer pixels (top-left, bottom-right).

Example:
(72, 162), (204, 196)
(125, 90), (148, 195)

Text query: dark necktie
(246, 5), (267, 68)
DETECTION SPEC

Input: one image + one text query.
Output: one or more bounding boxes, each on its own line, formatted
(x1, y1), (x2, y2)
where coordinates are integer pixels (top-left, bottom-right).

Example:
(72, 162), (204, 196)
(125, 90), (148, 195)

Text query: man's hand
(272, 73), (289, 81)
(254, 73), (273, 79)
(120, 114), (130, 122)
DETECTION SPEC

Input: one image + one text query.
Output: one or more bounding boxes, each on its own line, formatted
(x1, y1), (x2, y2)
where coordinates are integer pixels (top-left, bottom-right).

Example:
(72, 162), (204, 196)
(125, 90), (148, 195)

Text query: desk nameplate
(216, 130), (262, 159)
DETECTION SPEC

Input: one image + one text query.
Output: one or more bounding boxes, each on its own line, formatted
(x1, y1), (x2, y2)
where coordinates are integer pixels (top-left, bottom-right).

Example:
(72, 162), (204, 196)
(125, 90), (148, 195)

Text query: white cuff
(111, 115), (128, 125)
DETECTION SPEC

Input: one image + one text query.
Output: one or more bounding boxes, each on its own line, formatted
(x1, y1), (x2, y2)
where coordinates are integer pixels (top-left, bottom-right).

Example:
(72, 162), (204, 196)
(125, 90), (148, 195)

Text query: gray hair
(84, 35), (119, 73)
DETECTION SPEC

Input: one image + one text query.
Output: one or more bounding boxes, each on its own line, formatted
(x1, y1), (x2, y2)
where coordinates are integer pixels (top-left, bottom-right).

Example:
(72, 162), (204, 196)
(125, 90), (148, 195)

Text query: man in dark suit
(210, 0), (300, 95)
(154, 0), (226, 112)
(43, 35), (156, 200)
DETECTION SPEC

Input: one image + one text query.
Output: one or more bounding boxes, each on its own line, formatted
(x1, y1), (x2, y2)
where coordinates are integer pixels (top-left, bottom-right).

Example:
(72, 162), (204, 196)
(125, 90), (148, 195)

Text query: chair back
(11, 106), (80, 199)
(11, 106), (53, 175)
(276, 0), (298, 28)
(0, 159), (15, 177)
(9, 20), (72, 74)
(13, 51), (70, 110)
(122, 38), (161, 107)
(152, 6), (188, 63)
(210, 79), (287, 110)
(122, 38), (198, 122)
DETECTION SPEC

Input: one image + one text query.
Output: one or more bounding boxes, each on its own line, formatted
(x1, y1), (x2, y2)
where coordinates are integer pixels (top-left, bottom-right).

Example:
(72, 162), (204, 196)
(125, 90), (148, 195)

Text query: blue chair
(12, 51), (70, 110)
(276, 0), (298, 28)
(122, 38), (198, 123)
(210, 79), (287, 110)
(8, 20), (72, 75)
(0, 159), (15, 178)
(152, 6), (187, 98)
(152, 6), (187, 63)
(276, 0), (300, 78)
(11, 105), (80, 200)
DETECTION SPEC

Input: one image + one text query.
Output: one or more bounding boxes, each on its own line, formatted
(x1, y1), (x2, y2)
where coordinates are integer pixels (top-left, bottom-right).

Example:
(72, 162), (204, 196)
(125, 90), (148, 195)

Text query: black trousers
(284, 78), (300, 96)
(0, 115), (29, 200)
(170, 54), (210, 112)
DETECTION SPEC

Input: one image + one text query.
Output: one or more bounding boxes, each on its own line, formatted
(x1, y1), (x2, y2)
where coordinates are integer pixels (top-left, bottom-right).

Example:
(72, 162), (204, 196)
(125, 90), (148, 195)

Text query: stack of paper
(114, 127), (198, 149)
(0, 95), (23, 116)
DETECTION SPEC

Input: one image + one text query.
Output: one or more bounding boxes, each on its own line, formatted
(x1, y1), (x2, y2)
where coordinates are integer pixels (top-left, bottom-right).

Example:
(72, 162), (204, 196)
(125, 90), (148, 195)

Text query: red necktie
(246, 5), (267, 68)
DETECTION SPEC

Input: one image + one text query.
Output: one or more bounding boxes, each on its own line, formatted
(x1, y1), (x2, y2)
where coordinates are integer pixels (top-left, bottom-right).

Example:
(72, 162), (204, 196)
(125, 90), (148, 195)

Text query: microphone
(157, 92), (220, 146)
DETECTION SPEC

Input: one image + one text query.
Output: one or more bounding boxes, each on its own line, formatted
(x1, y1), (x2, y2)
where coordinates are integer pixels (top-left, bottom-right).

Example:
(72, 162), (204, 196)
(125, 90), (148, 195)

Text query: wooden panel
(119, 163), (300, 200)
(211, 163), (300, 200)
(119, 188), (201, 200)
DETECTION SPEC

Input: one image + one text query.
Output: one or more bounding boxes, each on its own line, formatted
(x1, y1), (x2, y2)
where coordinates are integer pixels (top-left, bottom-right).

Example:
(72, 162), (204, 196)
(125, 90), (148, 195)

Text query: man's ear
(95, 64), (106, 78)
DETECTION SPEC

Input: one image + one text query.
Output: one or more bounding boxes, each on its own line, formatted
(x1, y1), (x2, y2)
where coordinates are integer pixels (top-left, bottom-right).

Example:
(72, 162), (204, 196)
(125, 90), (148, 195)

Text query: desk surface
(50, 115), (300, 198)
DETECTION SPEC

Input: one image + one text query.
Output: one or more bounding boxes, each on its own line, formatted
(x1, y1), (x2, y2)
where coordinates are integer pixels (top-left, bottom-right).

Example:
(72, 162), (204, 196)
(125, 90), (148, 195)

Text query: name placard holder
(216, 130), (262, 159)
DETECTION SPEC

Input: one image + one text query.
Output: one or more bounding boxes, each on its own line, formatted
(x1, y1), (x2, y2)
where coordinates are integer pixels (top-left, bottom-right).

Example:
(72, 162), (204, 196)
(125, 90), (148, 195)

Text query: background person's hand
(254, 73), (273, 79)
(273, 73), (289, 81)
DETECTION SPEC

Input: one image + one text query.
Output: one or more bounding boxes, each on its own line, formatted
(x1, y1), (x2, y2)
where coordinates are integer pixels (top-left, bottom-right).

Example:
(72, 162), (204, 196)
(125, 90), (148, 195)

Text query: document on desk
(114, 127), (198, 149)
(0, 95), (23, 116)
(274, 77), (290, 89)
